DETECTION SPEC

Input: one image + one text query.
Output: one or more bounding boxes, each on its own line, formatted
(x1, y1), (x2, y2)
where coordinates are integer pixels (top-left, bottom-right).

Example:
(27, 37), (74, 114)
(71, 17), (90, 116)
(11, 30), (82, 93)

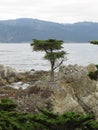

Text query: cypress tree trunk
(50, 61), (54, 82)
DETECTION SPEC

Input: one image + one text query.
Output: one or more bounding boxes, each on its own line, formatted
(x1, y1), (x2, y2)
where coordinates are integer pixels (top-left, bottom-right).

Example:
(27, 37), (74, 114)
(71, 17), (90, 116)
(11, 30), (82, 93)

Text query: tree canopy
(31, 39), (63, 51)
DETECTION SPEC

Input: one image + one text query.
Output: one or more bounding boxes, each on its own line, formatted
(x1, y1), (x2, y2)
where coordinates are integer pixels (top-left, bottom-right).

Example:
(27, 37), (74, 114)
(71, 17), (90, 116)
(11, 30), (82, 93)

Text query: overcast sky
(0, 0), (98, 23)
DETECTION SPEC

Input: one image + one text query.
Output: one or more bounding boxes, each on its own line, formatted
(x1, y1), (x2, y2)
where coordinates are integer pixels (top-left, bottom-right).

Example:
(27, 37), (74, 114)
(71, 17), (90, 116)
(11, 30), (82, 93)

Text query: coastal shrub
(95, 64), (98, 70)
(0, 98), (17, 111)
(88, 71), (98, 80)
(32, 109), (96, 130)
(88, 64), (98, 80)
(0, 99), (98, 130)
(0, 99), (44, 130)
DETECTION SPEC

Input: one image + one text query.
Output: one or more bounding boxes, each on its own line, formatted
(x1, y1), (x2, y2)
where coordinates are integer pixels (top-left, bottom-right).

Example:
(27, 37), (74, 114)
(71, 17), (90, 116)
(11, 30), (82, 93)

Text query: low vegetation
(88, 64), (98, 80)
(0, 98), (98, 130)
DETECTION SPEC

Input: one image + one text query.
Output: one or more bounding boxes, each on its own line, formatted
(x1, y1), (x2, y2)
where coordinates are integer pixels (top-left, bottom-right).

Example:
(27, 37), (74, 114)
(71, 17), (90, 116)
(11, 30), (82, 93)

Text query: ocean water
(0, 43), (97, 71)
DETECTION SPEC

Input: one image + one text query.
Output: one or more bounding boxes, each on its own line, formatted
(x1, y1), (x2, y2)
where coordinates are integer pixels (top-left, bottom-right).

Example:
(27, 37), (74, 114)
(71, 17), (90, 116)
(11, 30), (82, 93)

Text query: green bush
(0, 99), (17, 111)
(0, 99), (98, 130)
(31, 109), (95, 130)
(88, 64), (98, 80)
(95, 64), (98, 70)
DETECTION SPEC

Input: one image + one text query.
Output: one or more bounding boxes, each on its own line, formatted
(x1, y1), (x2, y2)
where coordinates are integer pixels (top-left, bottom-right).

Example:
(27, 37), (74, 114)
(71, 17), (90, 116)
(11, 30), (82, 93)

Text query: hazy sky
(0, 0), (98, 23)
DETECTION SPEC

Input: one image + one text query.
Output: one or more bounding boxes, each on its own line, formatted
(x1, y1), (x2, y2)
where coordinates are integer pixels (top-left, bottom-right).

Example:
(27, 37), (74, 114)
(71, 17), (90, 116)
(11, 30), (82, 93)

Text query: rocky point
(0, 64), (98, 120)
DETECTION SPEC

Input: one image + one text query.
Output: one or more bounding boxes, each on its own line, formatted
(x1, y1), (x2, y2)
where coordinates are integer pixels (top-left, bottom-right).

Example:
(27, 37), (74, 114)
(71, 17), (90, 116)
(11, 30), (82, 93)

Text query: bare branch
(53, 57), (68, 70)
(53, 59), (64, 70)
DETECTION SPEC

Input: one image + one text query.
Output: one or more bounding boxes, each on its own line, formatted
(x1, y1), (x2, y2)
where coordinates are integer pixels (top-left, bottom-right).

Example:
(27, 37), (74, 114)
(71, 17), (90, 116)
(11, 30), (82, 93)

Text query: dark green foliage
(0, 111), (35, 130)
(0, 99), (42, 130)
(88, 64), (98, 80)
(44, 51), (65, 61)
(86, 121), (98, 130)
(0, 98), (17, 111)
(89, 41), (98, 80)
(31, 109), (96, 130)
(88, 71), (98, 80)
(95, 64), (98, 69)
(90, 40), (98, 45)
(31, 39), (63, 51)
(0, 99), (98, 130)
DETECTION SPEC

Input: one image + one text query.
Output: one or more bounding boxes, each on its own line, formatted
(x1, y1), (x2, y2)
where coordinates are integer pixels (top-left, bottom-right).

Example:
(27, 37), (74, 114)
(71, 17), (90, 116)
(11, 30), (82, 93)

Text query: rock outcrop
(51, 65), (98, 117)
(0, 64), (48, 86)
(0, 64), (98, 119)
(0, 64), (17, 85)
(17, 64), (97, 116)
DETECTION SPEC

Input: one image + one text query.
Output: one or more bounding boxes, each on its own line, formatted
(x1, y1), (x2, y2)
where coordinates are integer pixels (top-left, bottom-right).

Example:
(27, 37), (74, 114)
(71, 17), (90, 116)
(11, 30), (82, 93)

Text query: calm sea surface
(0, 43), (97, 71)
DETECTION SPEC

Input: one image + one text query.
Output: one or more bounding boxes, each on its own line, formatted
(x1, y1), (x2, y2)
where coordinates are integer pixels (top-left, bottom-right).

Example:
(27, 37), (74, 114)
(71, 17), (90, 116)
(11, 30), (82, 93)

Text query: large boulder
(58, 64), (88, 82)
(0, 64), (17, 85)
(86, 64), (97, 72)
(0, 64), (17, 78)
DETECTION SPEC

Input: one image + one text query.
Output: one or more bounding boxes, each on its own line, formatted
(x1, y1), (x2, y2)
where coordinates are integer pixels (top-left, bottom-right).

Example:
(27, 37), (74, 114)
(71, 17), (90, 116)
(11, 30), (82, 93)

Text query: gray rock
(1, 64), (98, 119)
(0, 64), (18, 85)
(52, 65), (97, 116)
(11, 64), (98, 118)
(0, 65), (17, 78)
(86, 64), (97, 72)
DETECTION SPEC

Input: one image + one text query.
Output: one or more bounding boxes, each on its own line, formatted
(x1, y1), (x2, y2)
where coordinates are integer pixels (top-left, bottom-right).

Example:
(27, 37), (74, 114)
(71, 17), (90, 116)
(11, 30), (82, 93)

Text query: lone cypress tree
(31, 39), (67, 82)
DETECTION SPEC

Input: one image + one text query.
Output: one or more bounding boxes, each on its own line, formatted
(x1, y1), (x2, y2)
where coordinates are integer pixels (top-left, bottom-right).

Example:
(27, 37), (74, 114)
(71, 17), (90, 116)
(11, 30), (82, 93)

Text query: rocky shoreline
(0, 64), (98, 119)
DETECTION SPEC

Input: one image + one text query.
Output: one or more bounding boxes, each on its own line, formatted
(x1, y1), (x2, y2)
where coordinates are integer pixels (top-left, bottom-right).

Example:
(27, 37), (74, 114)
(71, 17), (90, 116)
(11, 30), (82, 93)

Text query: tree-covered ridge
(0, 18), (98, 43)
(0, 98), (98, 130)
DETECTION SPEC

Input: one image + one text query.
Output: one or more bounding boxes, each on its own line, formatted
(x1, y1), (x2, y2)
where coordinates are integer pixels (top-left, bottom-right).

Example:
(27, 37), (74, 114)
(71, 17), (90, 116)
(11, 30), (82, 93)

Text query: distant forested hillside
(0, 18), (98, 43)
